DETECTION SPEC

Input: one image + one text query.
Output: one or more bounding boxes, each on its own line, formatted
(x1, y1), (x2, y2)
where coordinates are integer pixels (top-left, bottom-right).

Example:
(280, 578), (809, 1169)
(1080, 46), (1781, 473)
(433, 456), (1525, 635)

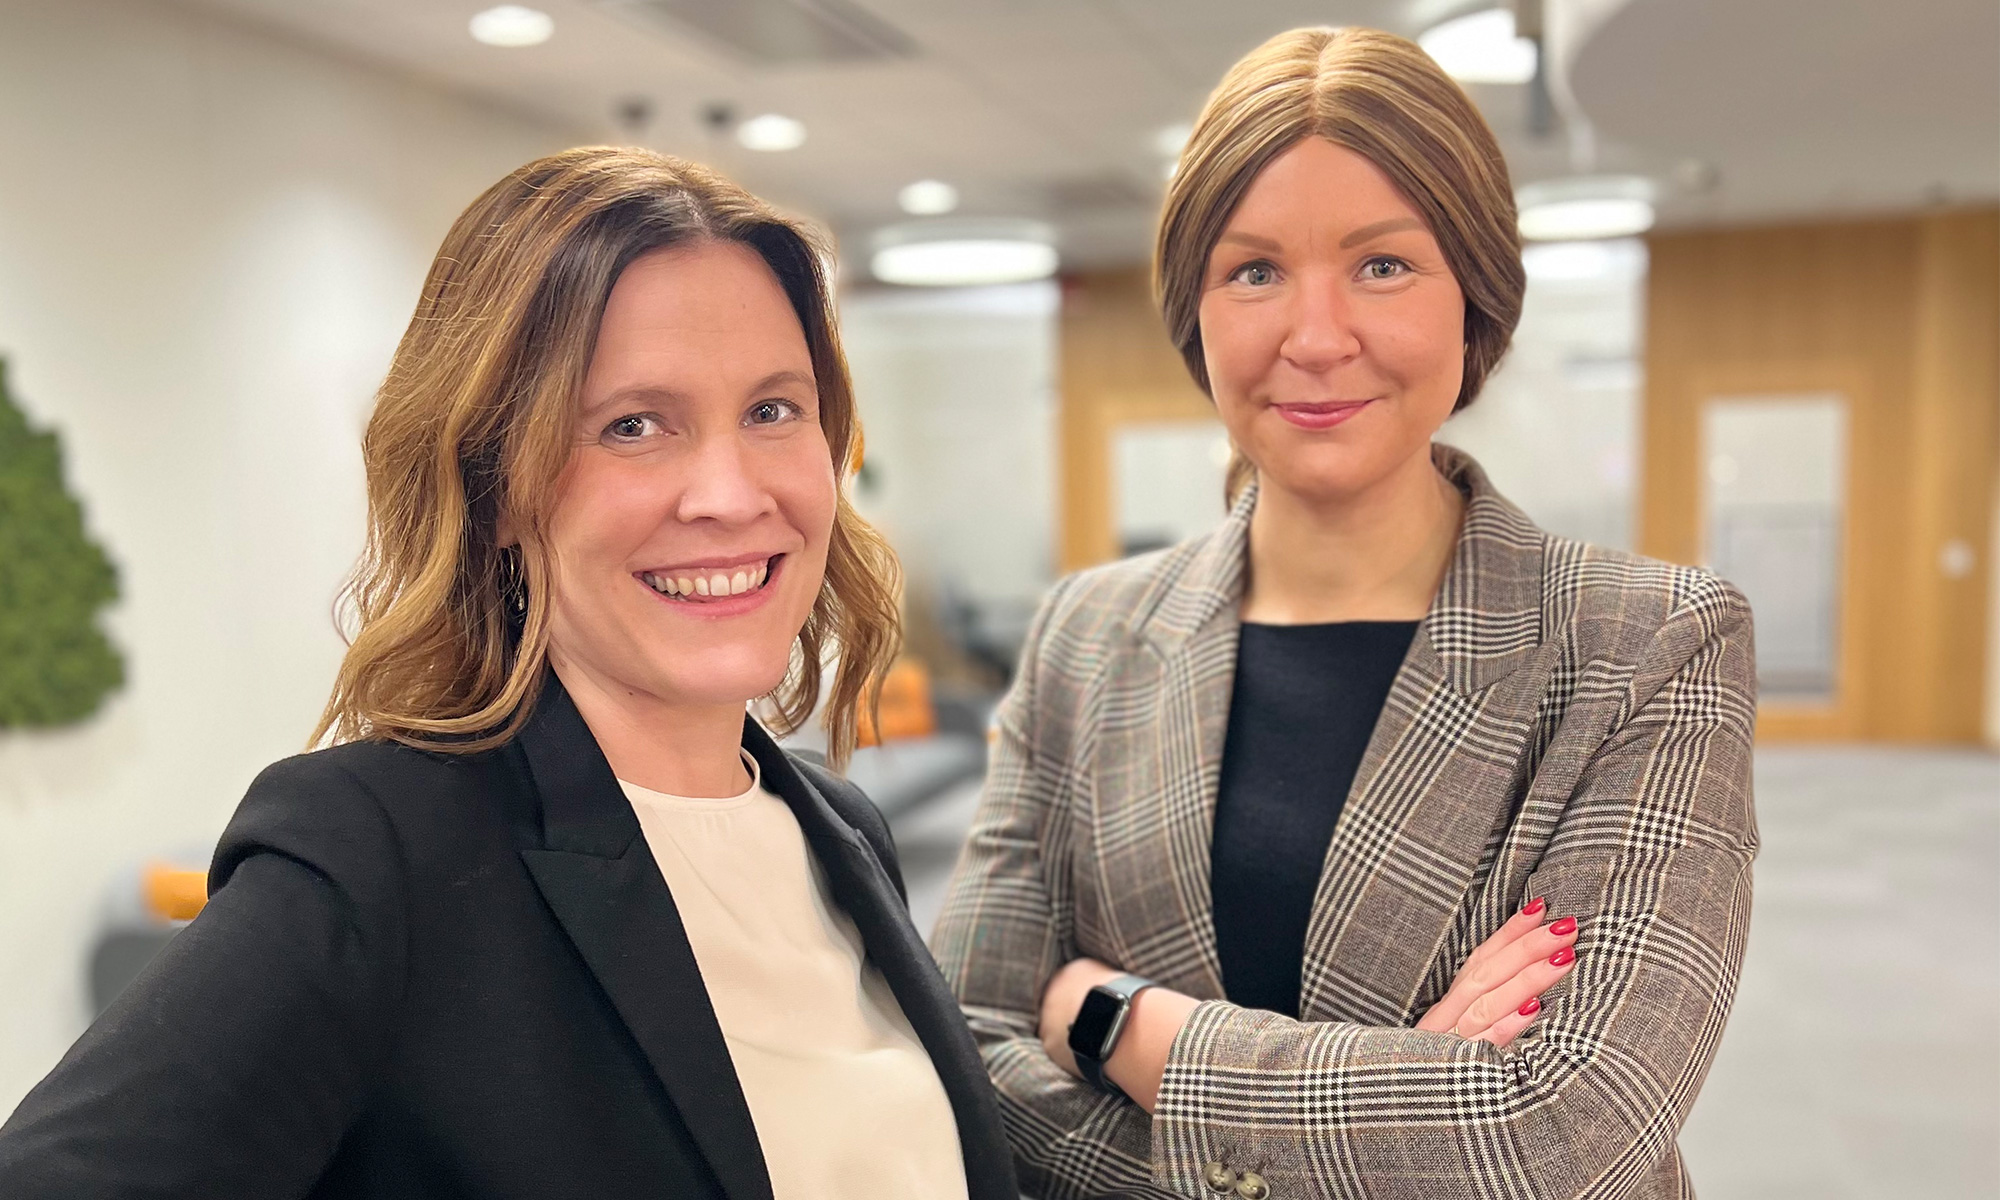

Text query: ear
(496, 511), (519, 549)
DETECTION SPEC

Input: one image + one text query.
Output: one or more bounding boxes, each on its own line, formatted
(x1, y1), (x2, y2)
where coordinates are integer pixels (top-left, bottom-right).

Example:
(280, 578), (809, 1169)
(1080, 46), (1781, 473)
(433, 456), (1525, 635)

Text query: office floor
(888, 745), (2000, 1199)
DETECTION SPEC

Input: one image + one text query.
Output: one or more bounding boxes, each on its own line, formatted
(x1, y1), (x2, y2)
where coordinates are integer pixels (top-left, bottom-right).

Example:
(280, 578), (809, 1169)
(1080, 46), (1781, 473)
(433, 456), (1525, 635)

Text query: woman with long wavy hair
(0, 146), (1016, 1200)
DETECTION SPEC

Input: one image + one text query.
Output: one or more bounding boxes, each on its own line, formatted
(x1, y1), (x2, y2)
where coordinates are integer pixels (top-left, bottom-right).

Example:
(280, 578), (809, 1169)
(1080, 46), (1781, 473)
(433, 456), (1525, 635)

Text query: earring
(499, 551), (528, 617)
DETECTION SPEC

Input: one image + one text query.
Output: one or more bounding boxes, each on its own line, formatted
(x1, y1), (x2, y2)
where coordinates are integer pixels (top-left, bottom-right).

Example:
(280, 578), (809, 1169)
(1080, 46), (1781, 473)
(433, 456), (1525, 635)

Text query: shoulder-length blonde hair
(314, 146), (900, 765)
(1155, 27), (1527, 498)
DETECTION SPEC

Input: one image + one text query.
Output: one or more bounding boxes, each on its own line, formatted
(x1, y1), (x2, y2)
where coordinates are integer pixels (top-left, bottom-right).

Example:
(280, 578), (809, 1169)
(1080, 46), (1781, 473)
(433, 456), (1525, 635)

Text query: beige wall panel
(1643, 210), (2000, 743)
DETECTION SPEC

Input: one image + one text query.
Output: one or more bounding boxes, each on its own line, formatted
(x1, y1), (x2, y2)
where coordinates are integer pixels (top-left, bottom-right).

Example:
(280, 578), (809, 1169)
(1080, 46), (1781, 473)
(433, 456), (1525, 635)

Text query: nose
(1279, 273), (1362, 372)
(674, 433), (778, 526)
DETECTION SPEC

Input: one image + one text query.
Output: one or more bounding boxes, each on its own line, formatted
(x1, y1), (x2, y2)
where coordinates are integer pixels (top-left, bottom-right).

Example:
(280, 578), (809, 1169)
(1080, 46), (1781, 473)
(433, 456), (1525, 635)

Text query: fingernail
(1549, 916), (1577, 937)
(1549, 946), (1576, 967)
(1520, 896), (1546, 916)
(1517, 997), (1541, 1017)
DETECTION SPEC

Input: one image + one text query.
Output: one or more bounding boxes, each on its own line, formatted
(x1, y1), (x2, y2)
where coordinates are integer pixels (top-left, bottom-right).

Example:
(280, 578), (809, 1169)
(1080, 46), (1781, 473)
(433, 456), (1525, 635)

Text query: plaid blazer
(931, 447), (1758, 1200)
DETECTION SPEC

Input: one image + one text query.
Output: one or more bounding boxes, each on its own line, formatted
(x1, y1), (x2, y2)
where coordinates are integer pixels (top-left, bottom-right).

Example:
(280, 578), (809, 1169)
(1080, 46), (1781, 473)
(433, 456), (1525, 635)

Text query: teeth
(647, 560), (773, 601)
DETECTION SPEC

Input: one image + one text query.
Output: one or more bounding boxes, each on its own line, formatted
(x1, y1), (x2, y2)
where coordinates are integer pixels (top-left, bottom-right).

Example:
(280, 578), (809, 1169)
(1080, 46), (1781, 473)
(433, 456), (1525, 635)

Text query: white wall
(0, 0), (571, 1113)
(839, 281), (1060, 610)
(1439, 238), (1646, 551)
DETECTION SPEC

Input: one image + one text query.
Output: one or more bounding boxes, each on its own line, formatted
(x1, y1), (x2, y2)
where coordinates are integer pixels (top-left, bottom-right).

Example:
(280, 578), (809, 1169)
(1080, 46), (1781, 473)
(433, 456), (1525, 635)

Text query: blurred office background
(0, 0), (1994, 1193)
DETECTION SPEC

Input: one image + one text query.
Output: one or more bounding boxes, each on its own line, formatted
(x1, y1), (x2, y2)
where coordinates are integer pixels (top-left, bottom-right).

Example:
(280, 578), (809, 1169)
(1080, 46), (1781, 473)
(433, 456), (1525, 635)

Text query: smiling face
(537, 239), (835, 714)
(1199, 137), (1467, 505)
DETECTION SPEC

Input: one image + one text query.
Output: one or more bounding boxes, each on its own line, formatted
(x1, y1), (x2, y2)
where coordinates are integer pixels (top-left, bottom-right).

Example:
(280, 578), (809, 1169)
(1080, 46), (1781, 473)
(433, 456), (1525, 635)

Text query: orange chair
(855, 659), (938, 747)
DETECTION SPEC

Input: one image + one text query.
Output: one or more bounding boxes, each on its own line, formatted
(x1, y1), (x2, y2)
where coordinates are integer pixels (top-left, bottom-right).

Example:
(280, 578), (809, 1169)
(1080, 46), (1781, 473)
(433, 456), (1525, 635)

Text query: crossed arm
(929, 580), (1757, 1199)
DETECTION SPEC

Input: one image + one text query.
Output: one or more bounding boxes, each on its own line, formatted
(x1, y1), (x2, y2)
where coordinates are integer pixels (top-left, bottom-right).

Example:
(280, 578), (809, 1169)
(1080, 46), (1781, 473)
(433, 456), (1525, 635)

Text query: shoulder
(1535, 537), (1754, 720)
(1027, 532), (1220, 663)
(1541, 535), (1751, 651)
(217, 739), (514, 891)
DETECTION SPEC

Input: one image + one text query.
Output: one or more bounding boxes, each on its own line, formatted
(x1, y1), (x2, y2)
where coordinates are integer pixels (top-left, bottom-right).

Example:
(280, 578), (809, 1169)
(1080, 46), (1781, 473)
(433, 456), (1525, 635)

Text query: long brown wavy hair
(1155, 27), (1527, 500)
(313, 146), (901, 765)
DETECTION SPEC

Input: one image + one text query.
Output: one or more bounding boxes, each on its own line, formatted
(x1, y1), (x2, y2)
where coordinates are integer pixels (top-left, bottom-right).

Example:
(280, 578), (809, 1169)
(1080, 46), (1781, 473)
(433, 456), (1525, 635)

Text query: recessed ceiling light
(1516, 176), (1656, 241)
(1418, 8), (1536, 85)
(469, 5), (553, 47)
(871, 220), (1058, 286)
(898, 180), (959, 216)
(1522, 238), (1649, 282)
(737, 113), (807, 152)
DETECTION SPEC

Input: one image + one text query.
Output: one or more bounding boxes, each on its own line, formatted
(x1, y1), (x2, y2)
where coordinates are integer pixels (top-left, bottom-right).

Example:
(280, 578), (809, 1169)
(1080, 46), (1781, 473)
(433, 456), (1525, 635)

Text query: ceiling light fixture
(469, 5), (553, 47)
(871, 220), (1058, 287)
(898, 180), (959, 216)
(1516, 176), (1657, 241)
(736, 113), (807, 152)
(1418, 8), (1536, 84)
(1153, 123), (1193, 159)
(1154, 122), (1193, 180)
(1521, 237), (1649, 283)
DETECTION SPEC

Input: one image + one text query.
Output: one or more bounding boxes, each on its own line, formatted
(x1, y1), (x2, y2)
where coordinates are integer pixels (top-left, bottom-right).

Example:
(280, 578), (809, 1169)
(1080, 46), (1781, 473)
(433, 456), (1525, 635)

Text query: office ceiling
(169, 0), (2000, 269)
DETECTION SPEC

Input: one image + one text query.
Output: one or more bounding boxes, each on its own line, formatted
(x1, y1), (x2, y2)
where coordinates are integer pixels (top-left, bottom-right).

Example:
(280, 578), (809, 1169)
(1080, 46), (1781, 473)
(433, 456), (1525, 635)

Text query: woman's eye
(1230, 261), (1277, 286)
(602, 414), (660, 443)
(747, 400), (803, 426)
(1363, 257), (1409, 280)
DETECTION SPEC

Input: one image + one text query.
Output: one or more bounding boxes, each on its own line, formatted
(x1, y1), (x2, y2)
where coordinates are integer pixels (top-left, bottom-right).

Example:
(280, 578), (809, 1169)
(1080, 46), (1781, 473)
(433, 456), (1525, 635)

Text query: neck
(1240, 446), (1465, 625)
(548, 653), (752, 798)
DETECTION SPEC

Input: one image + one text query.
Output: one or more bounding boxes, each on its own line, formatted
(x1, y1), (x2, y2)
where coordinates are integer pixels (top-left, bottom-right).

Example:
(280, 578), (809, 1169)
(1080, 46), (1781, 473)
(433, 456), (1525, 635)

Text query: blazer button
(1235, 1170), (1270, 1200)
(1202, 1161), (1239, 1193)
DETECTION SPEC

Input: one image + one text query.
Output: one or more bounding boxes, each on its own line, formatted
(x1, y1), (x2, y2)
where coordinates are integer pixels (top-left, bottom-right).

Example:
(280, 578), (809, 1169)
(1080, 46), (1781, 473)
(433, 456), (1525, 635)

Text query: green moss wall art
(0, 358), (124, 727)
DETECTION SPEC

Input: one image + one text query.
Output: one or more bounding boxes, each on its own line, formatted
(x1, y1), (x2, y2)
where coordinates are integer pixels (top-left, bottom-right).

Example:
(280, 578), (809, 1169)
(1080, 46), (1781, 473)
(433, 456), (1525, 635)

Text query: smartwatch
(1066, 973), (1155, 1098)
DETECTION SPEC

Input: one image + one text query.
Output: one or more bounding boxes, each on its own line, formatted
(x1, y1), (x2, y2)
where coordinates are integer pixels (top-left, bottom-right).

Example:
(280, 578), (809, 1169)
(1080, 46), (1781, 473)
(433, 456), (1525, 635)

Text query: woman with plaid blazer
(931, 28), (1755, 1200)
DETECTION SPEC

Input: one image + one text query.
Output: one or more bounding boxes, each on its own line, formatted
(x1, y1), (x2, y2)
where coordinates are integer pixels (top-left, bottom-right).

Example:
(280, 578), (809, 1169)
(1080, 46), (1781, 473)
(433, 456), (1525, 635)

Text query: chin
(1260, 445), (1391, 502)
(661, 658), (793, 710)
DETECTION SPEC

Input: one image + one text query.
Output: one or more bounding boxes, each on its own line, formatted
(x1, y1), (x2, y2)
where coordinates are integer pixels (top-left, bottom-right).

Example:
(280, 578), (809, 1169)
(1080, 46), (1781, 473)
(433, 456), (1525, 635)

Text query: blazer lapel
(514, 678), (773, 1200)
(744, 724), (1018, 1200)
(1297, 446), (1552, 1024)
(1082, 487), (1257, 999)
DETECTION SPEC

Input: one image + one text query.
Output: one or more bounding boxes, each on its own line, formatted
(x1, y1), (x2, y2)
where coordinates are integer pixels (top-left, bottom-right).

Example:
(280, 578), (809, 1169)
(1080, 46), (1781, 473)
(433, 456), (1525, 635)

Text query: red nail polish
(1521, 896), (1546, 916)
(1517, 997), (1540, 1017)
(1549, 916), (1577, 937)
(1549, 946), (1576, 967)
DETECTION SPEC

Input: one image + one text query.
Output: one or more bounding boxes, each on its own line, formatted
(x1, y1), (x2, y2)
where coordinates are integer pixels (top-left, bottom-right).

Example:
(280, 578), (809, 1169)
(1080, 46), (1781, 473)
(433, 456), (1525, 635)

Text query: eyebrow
(589, 369), (815, 414)
(747, 369), (816, 396)
(1215, 231), (1283, 254)
(1213, 217), (1430, 258)
(1339, 217), (1426, 248)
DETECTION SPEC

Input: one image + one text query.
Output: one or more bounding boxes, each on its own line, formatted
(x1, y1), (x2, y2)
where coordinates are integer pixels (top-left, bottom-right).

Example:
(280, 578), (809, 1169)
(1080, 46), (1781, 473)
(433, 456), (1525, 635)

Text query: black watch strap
(1069, 973), (1155, 1097)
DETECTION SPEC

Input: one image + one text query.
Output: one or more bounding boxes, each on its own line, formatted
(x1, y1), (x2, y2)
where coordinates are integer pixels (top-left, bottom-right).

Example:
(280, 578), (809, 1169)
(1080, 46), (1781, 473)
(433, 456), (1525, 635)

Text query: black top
(1211, 621), (1419, 1018)
(0, 675), (1018, 1200)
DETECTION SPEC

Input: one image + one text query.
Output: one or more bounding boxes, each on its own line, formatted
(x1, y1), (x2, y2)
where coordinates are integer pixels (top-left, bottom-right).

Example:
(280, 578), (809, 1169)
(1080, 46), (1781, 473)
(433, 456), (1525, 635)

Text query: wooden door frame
(1668, 359), (1877, 740)
(1060, 390), (1221, 570)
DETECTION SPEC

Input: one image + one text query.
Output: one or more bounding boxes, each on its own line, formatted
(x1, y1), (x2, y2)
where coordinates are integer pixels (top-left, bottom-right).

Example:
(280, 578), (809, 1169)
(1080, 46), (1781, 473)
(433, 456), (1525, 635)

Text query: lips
(1273, 399), (1375, 430)
(639, 555), (778, 603)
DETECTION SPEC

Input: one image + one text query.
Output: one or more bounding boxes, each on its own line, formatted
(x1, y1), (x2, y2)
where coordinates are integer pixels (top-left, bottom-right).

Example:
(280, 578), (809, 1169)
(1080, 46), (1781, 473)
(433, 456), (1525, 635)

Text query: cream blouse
(619, 758), (968, 1200)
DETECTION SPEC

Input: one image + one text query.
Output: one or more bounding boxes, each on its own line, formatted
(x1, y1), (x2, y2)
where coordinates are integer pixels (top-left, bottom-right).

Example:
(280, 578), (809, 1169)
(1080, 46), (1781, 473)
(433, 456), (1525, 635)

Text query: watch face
(1067, 986), (1125, 1061)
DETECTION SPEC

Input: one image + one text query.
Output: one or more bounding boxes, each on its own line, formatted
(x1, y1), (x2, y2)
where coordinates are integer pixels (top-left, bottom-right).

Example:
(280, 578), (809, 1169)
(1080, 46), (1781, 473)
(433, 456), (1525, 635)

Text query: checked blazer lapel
(513, 676), (774, 1200)
(1296, 446), (1553, 1024)
(1081, 486), (1255, 1000)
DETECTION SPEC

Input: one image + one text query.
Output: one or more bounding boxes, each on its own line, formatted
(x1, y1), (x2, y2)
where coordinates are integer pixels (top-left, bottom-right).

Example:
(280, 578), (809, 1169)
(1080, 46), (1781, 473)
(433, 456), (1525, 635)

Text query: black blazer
(0, 678), (1018, 1200)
